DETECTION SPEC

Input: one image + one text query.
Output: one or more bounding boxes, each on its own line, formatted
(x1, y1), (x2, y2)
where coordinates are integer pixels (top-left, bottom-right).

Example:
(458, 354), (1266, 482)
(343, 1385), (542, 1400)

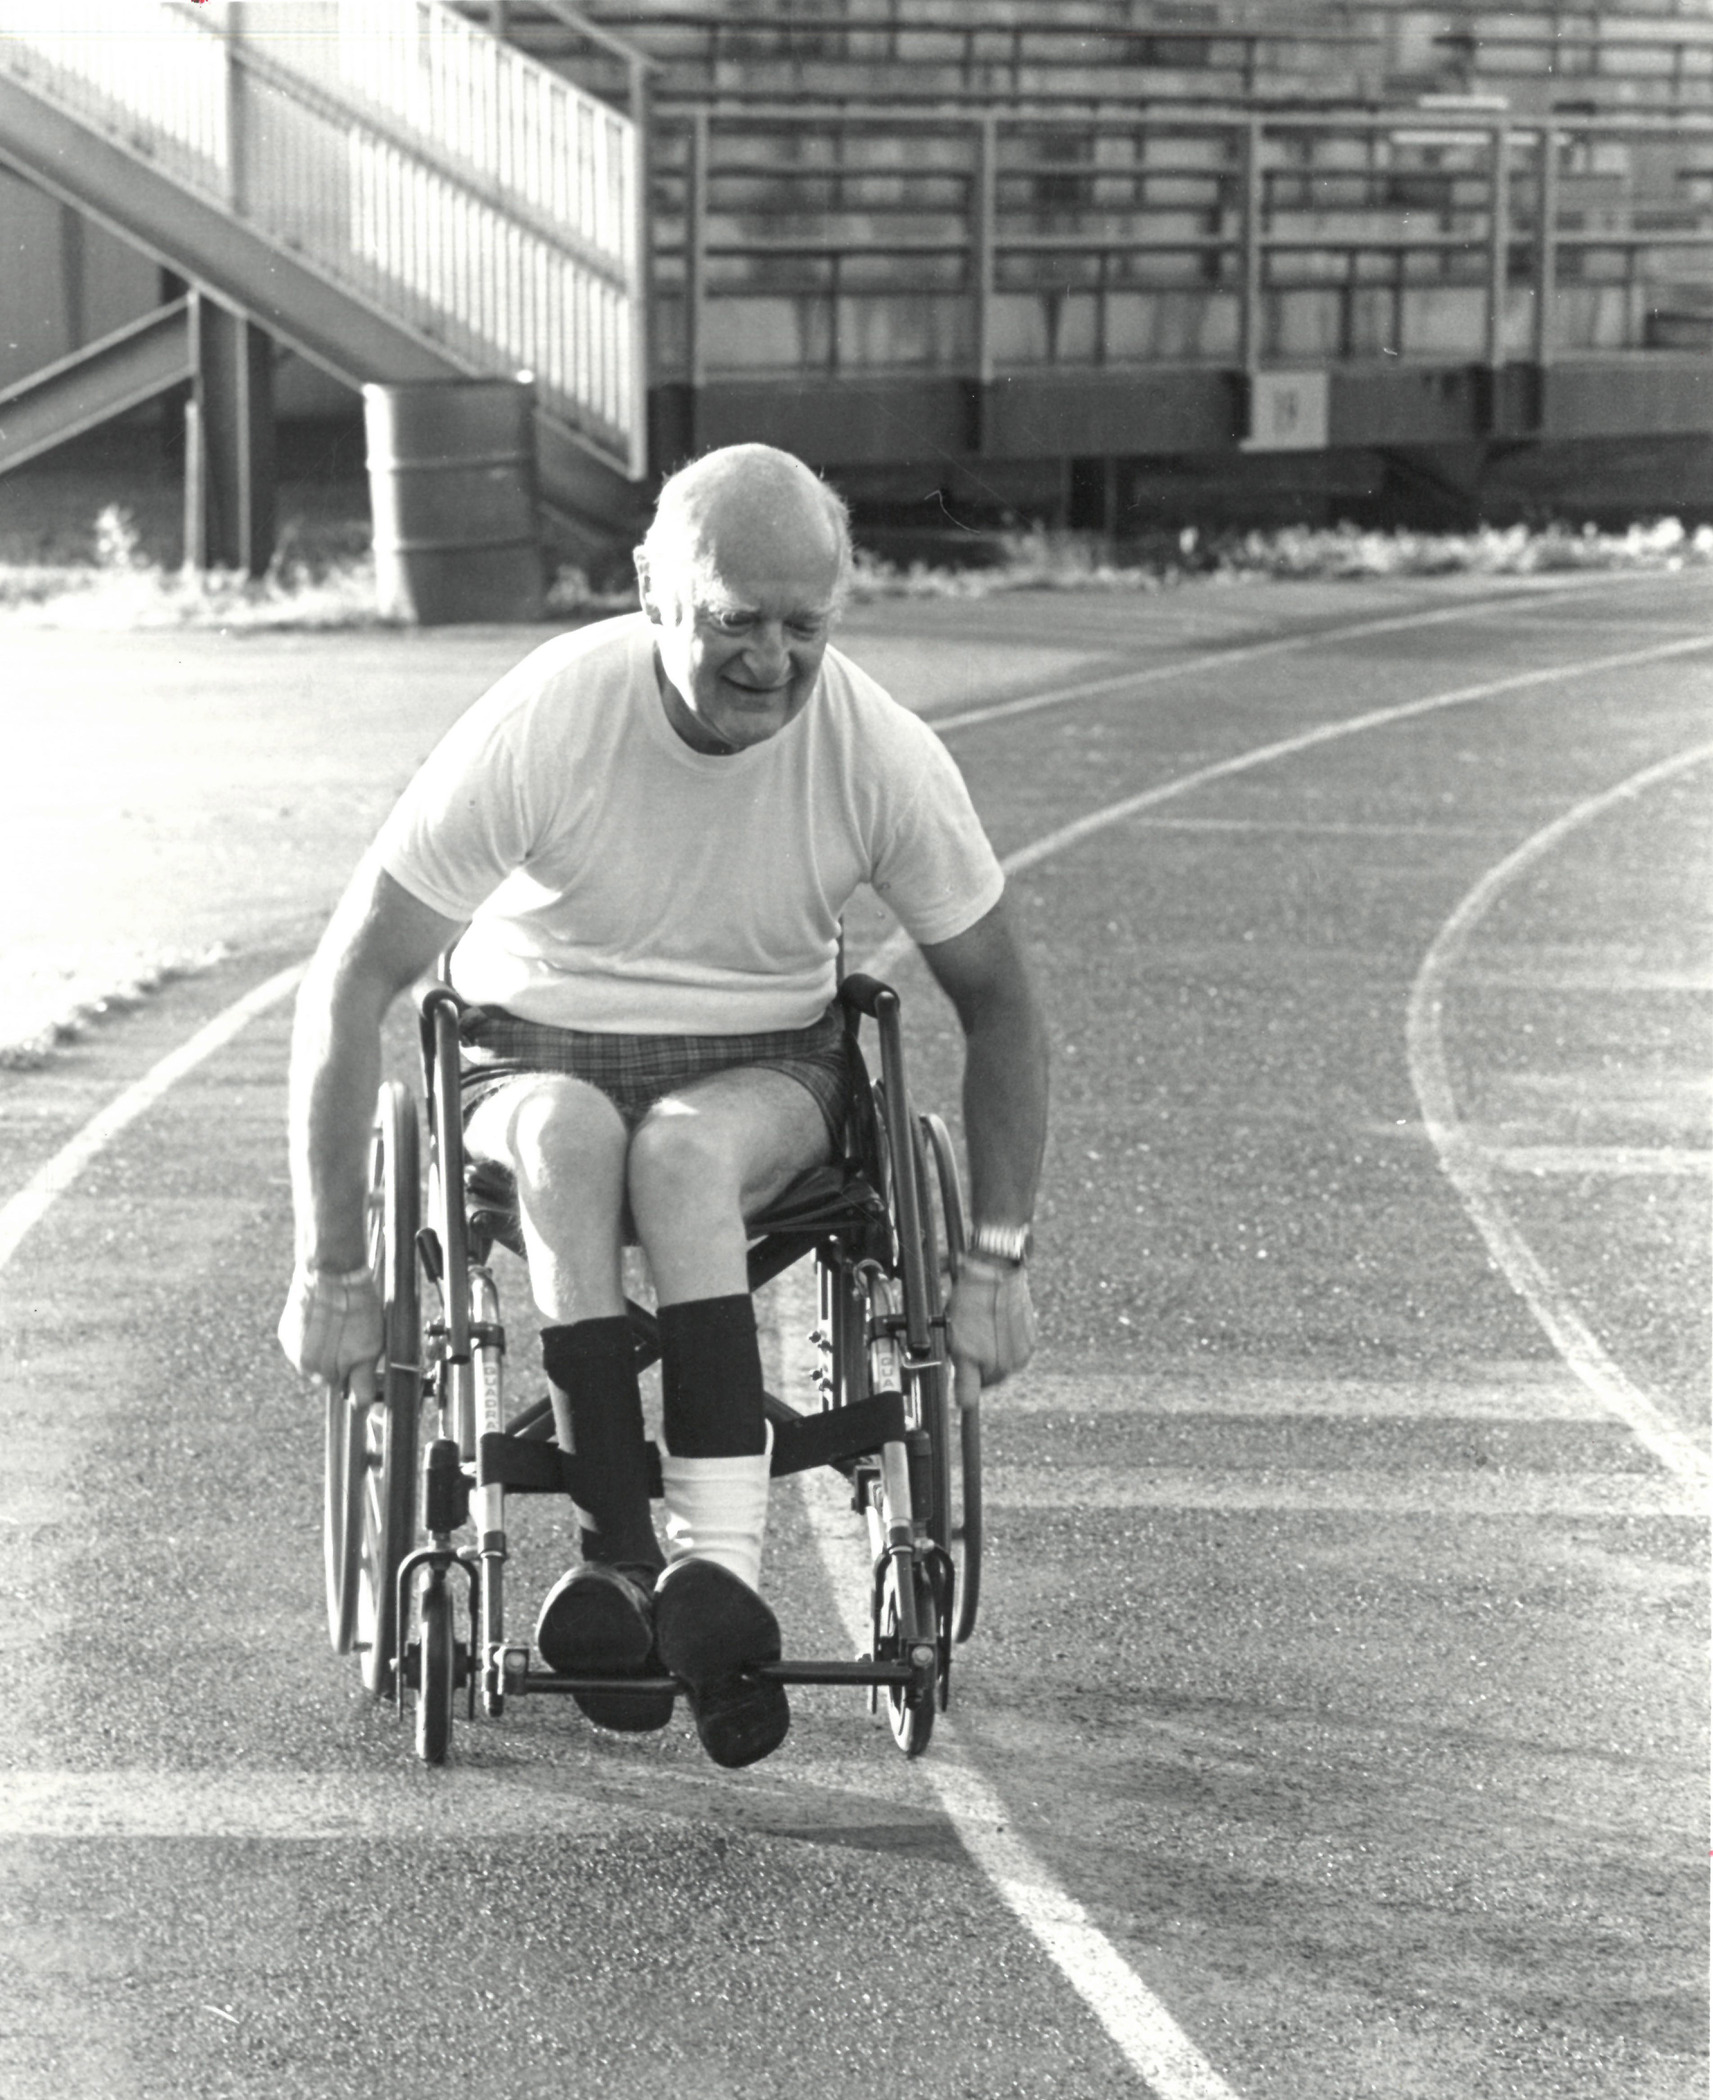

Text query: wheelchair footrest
(518, 1671), (678, 1698)
(505, 1659), (916, 1695)
(757, 1658), (915, 1687)
(766, 1392), (908, 1478)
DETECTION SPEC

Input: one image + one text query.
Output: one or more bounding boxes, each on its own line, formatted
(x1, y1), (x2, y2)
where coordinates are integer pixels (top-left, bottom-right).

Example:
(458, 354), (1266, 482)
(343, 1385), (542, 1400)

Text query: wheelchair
(322, 972), (983, 1765)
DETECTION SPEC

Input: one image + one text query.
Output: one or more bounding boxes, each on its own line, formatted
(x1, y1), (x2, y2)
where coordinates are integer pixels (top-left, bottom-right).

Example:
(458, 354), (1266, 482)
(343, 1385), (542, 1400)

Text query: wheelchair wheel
(920, 1113), (983, 1643)
(413, 1570), (456, 1766)
(323, 1378), (365, 1655)
(321, 1082), (422, 1699)
(874, 1555), (938, 1758)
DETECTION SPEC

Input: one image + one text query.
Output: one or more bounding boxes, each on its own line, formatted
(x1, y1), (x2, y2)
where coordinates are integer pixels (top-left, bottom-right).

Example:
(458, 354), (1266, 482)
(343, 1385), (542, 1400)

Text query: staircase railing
(0, 0), (647, 477)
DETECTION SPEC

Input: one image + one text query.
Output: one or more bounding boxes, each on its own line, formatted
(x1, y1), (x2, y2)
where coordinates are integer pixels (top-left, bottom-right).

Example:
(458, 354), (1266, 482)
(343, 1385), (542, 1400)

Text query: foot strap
(477, 1390), (906, 1498)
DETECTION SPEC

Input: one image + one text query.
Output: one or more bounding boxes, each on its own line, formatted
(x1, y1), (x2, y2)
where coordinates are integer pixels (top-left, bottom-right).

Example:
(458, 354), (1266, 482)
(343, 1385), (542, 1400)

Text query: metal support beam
(1486, 122), (1512, 372)
(972, 112), (997, 392)
(686, 107), (709, 395)
(0, 297), (194, 477)
(1239, 117), (1264, 378)
(186, 293), (275, 576)
(1533, 124), (1560, 368)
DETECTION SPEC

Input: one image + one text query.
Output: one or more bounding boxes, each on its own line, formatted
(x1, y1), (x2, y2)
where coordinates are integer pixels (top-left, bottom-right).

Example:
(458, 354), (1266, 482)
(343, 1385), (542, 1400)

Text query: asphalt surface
(0, 569), (1707, 2099)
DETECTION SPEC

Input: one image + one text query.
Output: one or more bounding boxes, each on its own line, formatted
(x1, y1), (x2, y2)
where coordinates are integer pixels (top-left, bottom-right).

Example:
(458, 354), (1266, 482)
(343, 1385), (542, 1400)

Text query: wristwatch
(968, 1221), (1031, 1266)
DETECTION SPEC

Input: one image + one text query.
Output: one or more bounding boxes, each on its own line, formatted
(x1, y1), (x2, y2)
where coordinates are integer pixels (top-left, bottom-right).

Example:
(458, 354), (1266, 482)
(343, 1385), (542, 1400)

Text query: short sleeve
(869, 727), (1005, 946)
(371, 660), (545, 920)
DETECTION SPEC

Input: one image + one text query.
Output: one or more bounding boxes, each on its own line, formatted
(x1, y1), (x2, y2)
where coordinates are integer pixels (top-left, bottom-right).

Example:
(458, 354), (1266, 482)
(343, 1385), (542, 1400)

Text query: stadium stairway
(0, 2), (652, 573)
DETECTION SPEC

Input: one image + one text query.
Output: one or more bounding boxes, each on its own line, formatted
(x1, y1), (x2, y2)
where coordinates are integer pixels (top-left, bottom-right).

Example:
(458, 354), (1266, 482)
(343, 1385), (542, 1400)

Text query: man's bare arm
(917, 892), (1049, 1235)
(287, 861), (466, 1273)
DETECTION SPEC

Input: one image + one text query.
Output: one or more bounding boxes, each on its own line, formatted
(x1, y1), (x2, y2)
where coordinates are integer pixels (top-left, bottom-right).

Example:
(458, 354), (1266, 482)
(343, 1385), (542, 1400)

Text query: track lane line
(1404, 741), (1713, 1494)
(0, 962), (304, 1278)
(870, 632), (1713, 987)
(926, 569), (1701, 735)
(776, 1266), (1241, 2100)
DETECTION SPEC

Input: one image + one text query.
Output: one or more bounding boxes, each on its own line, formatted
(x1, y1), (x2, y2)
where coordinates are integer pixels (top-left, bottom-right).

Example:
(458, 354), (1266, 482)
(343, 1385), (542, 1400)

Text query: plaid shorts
(458, 999), (854, 1147)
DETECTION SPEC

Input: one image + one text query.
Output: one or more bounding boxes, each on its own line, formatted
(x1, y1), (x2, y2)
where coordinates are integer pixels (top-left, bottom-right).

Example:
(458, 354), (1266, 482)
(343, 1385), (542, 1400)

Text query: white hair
(639, 444), (853, 612)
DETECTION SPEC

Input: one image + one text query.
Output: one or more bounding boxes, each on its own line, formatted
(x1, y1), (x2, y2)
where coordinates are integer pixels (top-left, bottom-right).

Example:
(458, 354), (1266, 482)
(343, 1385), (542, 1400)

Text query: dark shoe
(535, 1565), (674, 1733)
(653, 1558), (790, 1769)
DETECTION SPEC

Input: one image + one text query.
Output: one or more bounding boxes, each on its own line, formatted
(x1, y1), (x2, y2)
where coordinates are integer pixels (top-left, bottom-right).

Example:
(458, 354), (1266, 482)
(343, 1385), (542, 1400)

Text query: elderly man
(279, 443), (1046, 1769)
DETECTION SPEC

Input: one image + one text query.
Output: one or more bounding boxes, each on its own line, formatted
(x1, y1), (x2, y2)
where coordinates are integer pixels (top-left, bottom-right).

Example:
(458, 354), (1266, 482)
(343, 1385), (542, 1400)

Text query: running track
(0, 570), (1706, 2100)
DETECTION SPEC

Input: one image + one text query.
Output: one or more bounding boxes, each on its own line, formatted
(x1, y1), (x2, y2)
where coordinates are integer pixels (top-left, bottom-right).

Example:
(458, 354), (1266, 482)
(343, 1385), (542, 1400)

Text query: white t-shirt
(375, 613), (1005, 1034)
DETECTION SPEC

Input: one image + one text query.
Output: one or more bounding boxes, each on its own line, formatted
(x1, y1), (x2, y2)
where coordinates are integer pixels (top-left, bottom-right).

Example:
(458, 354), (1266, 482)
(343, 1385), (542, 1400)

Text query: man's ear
(634, 548), (659, 622)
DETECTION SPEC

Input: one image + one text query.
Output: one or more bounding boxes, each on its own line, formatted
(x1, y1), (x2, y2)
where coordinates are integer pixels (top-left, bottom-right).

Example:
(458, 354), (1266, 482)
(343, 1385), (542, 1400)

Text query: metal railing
(651, 102), (1713, 386)
(0, 0), (648, 475)
(588, 8), (1383, 102)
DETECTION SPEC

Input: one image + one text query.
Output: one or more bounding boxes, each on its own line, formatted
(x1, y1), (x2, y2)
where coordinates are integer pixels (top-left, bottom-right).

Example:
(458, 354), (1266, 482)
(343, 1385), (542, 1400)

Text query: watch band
(306, 1261), (373, 1286)
(968, 1221), (1030, 1265)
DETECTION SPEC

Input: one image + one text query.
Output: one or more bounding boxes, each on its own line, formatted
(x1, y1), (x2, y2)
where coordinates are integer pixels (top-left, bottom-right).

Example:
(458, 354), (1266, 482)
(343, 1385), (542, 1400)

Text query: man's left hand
(949, 1253), (1036, 1388)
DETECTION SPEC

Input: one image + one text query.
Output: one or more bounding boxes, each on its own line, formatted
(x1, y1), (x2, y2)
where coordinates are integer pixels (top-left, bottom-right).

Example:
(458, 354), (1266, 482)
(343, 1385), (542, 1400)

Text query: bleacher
(440, 0), (1713, 527)
(573, 5), (1386, 107)
(475, 1), (1713, 114)
(1431, 8), (1713, 113)
(7, 1), (1705, 564)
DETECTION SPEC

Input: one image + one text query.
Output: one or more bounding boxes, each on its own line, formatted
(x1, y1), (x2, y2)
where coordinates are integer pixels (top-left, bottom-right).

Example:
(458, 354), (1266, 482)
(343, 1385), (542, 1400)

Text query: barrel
(363, 378), (544, 624)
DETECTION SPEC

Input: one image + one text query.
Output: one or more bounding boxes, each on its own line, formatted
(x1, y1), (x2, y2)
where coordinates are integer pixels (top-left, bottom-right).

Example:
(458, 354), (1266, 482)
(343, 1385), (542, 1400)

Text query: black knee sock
(658, 1294), (767, 1459)
(541, 1318), (663, 1575)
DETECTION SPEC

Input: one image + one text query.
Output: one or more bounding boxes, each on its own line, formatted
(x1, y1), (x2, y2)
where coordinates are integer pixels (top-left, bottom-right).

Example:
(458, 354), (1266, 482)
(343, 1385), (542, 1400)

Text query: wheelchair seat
(463, 1154), (889, 1266)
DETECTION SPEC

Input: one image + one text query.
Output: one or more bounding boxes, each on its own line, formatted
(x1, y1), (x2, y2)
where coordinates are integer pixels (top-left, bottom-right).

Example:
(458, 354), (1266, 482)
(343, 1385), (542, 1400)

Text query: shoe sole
(654, 1560), (790, 1769)
(537, 1572), (674, 1734)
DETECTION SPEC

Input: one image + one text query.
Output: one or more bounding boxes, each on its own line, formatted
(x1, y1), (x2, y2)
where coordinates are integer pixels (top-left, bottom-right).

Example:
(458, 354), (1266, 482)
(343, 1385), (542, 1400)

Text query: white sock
(658, 1426), (772, 1591)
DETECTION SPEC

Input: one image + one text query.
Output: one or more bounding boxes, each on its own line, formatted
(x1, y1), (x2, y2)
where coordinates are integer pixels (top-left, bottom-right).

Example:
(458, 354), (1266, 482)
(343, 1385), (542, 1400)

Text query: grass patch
(847, 516), (1713, 598)
(1, 506), (1708, 630)
(0, 942), (231, 1071)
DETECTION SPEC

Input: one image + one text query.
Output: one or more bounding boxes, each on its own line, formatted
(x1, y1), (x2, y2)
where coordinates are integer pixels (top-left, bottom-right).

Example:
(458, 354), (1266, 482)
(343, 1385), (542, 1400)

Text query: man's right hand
(277, 1263), (383, 1386)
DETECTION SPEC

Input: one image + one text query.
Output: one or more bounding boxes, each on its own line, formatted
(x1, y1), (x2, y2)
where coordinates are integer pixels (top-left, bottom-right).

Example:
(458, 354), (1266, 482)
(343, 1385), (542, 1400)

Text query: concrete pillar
(185, 292), (275, 575)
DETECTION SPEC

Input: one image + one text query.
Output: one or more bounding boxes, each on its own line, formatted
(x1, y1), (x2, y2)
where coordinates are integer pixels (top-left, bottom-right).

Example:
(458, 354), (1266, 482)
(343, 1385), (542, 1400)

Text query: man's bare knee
(627, 1105), (742, 1223)
(470, 1073), (628, 1187)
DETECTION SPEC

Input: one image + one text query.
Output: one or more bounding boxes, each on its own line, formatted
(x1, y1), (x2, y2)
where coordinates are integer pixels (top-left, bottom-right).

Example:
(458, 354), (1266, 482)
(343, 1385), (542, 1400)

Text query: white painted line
(0, 1769), (633, 1840)
(1405, 740), (1713, 1496)
(993, 1372), (1611, 1420)
(1124, 816), (1505, 838)
(0, 962), (305, 1278)
(928, 570), (1692, 735)
(0, 1753), (952, 1844)
(858, 635), (1713, 1497)
(998, 635), (1713, 884)
(769, 1263), (1240, 2100)
(869, 631), (1713, 985)
(927, 1756), (1245, 2100)
(1484, 1145), (1711, 1178)
(981, 1468), (1704, 1519)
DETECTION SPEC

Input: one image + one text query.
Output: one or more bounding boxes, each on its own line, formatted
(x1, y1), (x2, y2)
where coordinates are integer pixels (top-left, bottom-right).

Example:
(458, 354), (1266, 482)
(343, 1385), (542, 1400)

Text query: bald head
(638, 444), (852, 618)
(634, 446), (853, 753)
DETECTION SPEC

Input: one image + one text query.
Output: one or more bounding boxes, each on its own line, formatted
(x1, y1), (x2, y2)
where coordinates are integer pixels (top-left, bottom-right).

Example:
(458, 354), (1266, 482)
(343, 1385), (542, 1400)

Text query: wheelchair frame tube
(869, 989), (934, 1362)
(425, 990), (477, 1456)
(470, 1264), (509, 1717)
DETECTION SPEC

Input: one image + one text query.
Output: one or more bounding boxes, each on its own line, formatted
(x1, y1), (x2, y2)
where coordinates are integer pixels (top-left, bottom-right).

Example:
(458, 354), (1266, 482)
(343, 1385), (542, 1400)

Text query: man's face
(643, 529), (841, 754)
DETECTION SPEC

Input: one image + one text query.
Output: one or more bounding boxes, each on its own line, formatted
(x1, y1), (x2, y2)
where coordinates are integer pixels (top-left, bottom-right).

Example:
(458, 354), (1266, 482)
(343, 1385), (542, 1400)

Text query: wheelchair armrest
(838, 973), (898, 1019)
(418, 978), (466, 1024)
